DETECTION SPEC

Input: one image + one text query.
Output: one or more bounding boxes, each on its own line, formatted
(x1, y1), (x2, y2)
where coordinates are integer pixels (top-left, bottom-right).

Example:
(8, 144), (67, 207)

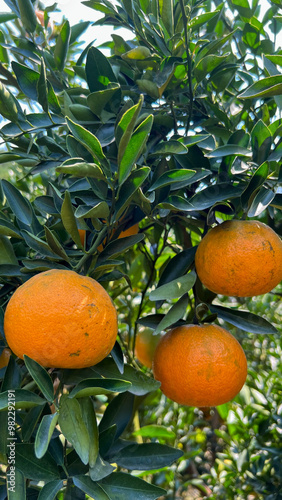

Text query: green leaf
(264, 54), (282, 68)
(2, 180), (33, 225)
(188, 183), (245, 210)
(132, 425), (175, 439)
(158, 247), (197, 287)
(70, 21), (91, 45)
(154, 294), (189, 335)
(69, 103), (96, 121)
(188, 12), (218, 30)
(210, 63), (238, 92)
(66, 117), (109, 173)
(17, 0), (37, 32)
(0, 218), (22, 238)
(136, 78), (158, 98)
(111, 341), (124, 375)
(75, 201), (110, 219)
(21, 259), (68, 273)
(150, 272), (196, 301)
(90, 455), (115, 481)
(242, 23), (260, 49)
(0, 235), (18, 265)
(241, 162), (269, 210)
(238, 75), (282, 99)
(47, 437), (64, 468)
(12, 62), (39, 101)
(54, 20), (71, 71)
(35, 413), (59, 459)
(68, 378), (131, 398)
(206, 145), (252, 158)
(87, 83), (121, 118)
(195, 29), (238, 62)
(37, 58), (48, 113)
(46, 81), (61, 114)
(231, 0), (252, 18)
(148, 169), (195, 192)
(194, 54), (230, 83)
(118, 114), (153, 185)
(98, 233), (144, 260)
(1, 356), (21, 392)
(0, 390), (45, 411)
(0, 81), (20, 122)
(61, 190), (83, 248)
(21, 230), (58, 259)
(7, 469), (26, 500)
(0, 12), (17, 23)
(99, 392), (135, 439)
(99, 425), (117, 458)
(24, 355), (55, 402)
(93, 358), (160, 396)
(58, 395), (90, 465)
(158, 195), (195, 211)
(122, 46), (152, 60)
(150, 141), (188, 156)
(247, 187), (275, 217)
(85, 46), (117, 93)
(159, 0), (174, 36)
(270, 193), (282, 209)
(251, 120), (272, 165)
(115, 167), (150, 218)
(44, 226), (70, 261)
(210, 305), (278, 334)
(34, 196), (59, 215)
(137, 314), (172, 330)
(0, 264), (21, 276)
(73, 476), (110, 500)
(78, 397), (99, 468)
(116, 96), (143, 151)
(37, 479), (65, 500)
(111, 442), (183, 470)
(98, 472), (166, 500)
(15, 444), (59, 482)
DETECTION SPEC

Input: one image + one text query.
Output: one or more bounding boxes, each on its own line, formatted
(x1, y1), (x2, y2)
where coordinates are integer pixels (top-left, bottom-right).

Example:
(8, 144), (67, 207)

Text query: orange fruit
(195, 220), (282, 297)
(152, 324), (247, 407)
(78, 229), (86, 247)
(4, 269), (118, 369)
(119, 223), (139, 238)
(0, 348), (11, 369)
(135, 328), (162, 369)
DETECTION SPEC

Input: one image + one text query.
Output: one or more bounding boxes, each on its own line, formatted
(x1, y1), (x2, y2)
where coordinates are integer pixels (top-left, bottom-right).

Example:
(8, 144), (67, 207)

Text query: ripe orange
(135, 328), (162, 369)
(119, 223), (139, 238)
(0, 348), (11, 369)
(4, 269), (118, 369)
(195, 220), (282, 297)
(78, 229), (86, 247)
(152, 324), (247, 407)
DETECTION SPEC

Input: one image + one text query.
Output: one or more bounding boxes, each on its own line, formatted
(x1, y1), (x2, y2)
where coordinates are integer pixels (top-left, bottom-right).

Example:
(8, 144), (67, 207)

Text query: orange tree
(0, 0), (281, 498)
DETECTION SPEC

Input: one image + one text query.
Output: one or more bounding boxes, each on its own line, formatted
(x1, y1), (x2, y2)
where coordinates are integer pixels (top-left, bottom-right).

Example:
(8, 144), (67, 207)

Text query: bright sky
(0, 0), (135, 47)
(0, 0), (282, 52)
(0, 0), (275, 48)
